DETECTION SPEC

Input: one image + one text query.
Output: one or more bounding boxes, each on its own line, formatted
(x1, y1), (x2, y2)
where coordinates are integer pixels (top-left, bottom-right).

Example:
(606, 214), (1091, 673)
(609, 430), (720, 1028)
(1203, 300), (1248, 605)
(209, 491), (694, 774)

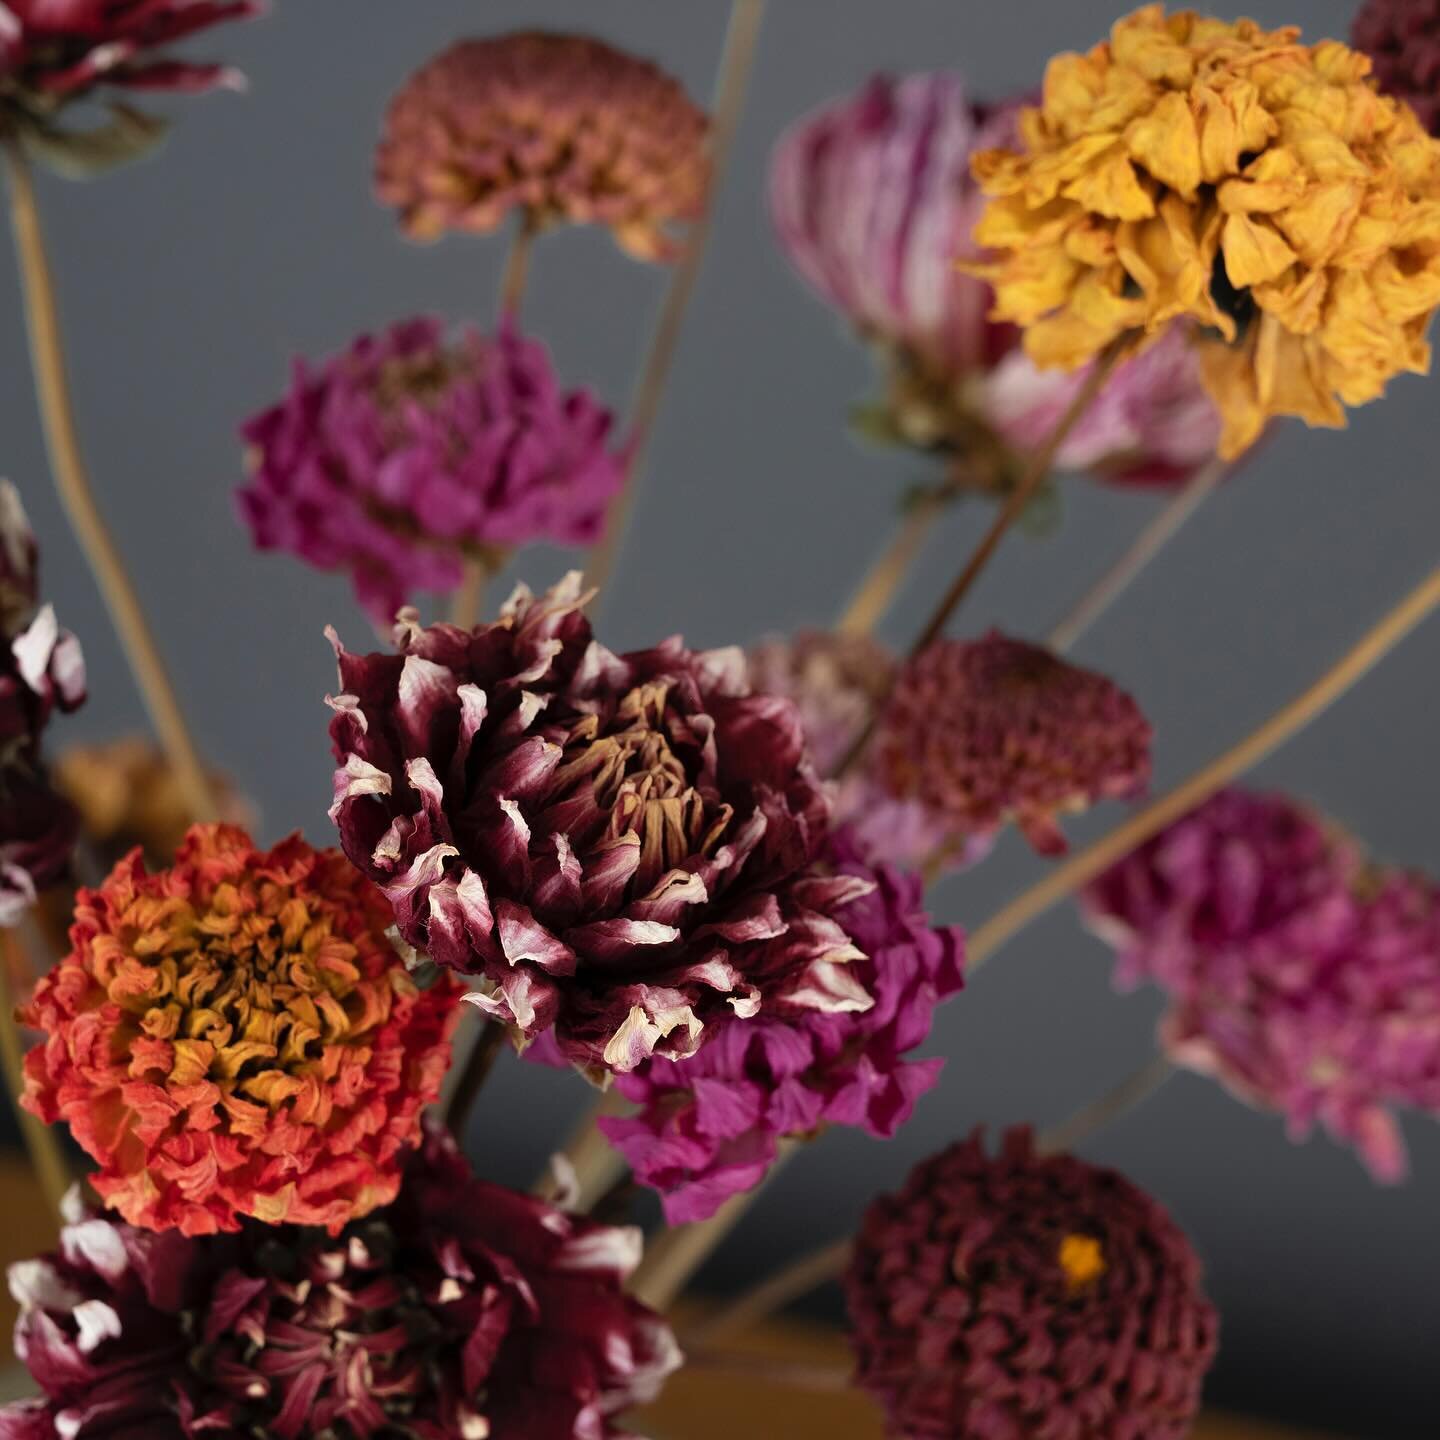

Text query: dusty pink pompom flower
(327, 575), (869, 1079)
(873, 631), (1151, 858)
(240, 317), (623, 623)
(603, 828), (964, 1223)
(1353, 0), (1440, 137)
(1083, 789), (1440, 1183)
(376, 31), (709, 261)
(846, 1127), (1218, 1440)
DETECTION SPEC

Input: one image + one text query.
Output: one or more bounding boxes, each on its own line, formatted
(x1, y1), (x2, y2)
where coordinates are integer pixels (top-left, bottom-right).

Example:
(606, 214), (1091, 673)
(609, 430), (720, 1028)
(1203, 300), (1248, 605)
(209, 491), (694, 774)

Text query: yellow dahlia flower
(969, 5), (1440, 457)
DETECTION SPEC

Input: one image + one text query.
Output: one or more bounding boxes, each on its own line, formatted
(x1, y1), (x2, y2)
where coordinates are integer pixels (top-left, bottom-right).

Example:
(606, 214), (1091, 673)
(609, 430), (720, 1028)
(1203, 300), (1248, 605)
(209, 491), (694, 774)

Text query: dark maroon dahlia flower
(0, 1129), (680, 1439)
(1353, 0), (1440, 137)
(603, 827), (965, 1223)
(328, 575), (856, 1076)
(846, 1128), (1218, 1440)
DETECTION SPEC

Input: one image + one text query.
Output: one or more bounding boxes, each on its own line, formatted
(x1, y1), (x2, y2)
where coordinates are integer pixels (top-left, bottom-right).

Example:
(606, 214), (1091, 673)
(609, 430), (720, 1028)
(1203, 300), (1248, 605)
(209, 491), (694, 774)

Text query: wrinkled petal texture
(375, 31), (710, 261)
(846, 1127), (1218, 1440)
(1083, 788), (1440, 1184)
(970, 5), (1440, 458)
(1353, 0), (1440, 138)
(19, 824), (461, 1236)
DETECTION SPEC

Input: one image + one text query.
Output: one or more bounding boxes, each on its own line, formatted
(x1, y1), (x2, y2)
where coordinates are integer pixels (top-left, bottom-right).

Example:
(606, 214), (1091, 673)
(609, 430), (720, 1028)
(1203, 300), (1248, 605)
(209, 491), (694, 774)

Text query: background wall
(2, 2), (1436, 1434)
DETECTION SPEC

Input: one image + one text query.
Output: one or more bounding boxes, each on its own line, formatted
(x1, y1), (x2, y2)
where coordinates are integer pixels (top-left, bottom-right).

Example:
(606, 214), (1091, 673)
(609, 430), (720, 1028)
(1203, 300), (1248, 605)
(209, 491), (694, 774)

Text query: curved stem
(3, 140), (218, 823)
(585, 0), (767, 604)
(968, 564), (1440, 973)
(1048, 457), (1227, 654)
(836, 484), (953, 638)
(688, 1235), (853, 1348)
(1035, 1054), (1174, 1156)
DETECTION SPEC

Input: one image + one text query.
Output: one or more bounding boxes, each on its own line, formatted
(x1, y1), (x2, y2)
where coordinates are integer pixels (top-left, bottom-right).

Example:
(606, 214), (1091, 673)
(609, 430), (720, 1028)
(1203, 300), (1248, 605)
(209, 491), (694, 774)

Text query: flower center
(1058, 1232), (1107, 1291)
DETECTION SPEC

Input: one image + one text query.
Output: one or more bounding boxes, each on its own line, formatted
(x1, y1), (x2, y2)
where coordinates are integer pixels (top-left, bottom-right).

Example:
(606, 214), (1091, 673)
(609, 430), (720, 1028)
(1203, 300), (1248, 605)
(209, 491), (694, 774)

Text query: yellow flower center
(1059, 1232), (1107, 1290)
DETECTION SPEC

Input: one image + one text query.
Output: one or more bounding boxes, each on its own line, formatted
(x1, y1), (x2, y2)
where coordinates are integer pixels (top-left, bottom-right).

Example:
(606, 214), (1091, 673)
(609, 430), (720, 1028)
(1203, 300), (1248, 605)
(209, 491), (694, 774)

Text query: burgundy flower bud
(1353, 0), (1440, 137)
(327, 575), (858, 1077)
(846, 1128), (1218, 1440)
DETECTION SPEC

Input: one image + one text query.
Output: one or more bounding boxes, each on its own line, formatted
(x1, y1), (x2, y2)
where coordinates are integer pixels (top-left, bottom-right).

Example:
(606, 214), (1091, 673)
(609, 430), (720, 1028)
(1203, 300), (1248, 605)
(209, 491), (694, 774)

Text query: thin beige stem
(499, 212), (538, 321)
(0, 931), (72, 1217)
(968, 564), (1440, 972)
(443, 1020), (510, 1138)
(836, 486), (951, 638)
(1036, 1054), (1175, 1156)
(1048, 457), (1227, 654)
(688, 1235), (853, 1348)
(533, 1087), (633, 1209)
(682, 1349), (852, 1393)
(3, 140), (218, 823)
(585, 0), (767, 603)
(448, 552), (492, 630)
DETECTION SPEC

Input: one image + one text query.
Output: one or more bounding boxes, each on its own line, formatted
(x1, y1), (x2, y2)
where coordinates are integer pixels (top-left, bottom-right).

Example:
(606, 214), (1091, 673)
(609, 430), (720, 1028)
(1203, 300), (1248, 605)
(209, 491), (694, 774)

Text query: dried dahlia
(328, 575), (859, 1078)
(873, 631), (1151, 857)
(239, 317), (623, 624)
(1353, 0), (1440, 138)
(376, 32), (710, 261)
(0, 1129), (680, 1439)
(770, 73), (1222, 490)
(603, 828), (964, 1223)
(1083, 788), (1440, 1183)
(19, 824), (460, 1236)
(970, 5), (1440, 459)
(846, 1127), (1218, 1440)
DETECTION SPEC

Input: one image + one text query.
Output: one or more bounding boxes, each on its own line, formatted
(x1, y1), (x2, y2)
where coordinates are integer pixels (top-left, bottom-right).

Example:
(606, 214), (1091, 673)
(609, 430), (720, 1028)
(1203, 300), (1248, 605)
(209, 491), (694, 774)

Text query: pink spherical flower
(873, 631), (1151, 858)
(603, 828), (964, 1223)
(769, 72), (1222, 491)
(1084, 788), (1440, 1183)
(0, 1128), (680, 1439)
(846, 1127), (1218, 1440)
(1353, 0), (1440, 137)
(327, 575), (872, 1079)
(240, 317), (623, 624)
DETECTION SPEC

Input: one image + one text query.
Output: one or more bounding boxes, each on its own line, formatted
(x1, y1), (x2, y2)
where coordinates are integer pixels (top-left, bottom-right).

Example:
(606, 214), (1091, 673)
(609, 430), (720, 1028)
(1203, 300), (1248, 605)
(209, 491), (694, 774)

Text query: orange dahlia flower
(19, 824), (460, 1237)
(969, 5), (1440, 458)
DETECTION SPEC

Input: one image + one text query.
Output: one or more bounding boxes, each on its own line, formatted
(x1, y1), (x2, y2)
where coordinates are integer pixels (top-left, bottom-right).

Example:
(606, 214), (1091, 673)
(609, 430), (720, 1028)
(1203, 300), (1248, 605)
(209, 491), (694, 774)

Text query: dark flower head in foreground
(604, 828), (964, 1223)
(846, 1127), (1218, 1440)
(328, 576), (858, 1077)
(771, 71), (1222, 492)
(1353, 0), (1440, 138)
(0, 770), (77, 927)
(873, 631), (1151, 857)
(1084, 788), (1440, 1183)
(376, 31), (710, 261)
(20, 824), (459, 1236)
(240, 317), (624, 624)
(970, 5), (1440, 460)
(0, 1128), (680, 1439)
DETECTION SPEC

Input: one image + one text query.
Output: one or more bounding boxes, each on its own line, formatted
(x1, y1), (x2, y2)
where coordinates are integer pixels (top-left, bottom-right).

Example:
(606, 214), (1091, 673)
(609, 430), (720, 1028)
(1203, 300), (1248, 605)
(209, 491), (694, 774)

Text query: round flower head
(20, 824), (460, 1236)
(970, 5), (1440, 459)
(603, 828), (965, 1223)
(1353, 0), (1440, 138)
(770, 74), (1222, 490)
(873, 631), (1151, 857)
(1084, 788), (1440, 1183)
(327, 575), (858, 1078)
(846, 1127), (1218, 1440)
(376, 31), (710, 261)
(0, 1130), (680, 1439)
(239, 317), (624, 624)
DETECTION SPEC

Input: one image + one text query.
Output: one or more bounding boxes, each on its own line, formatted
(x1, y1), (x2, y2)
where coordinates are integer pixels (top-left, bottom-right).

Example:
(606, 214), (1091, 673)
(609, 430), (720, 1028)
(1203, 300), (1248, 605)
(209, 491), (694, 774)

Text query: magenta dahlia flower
(1084, 788), (1440, 1183)
(769, 72), (1221, 491)
(873, 631), (1151, 858)
(240, 317), (623, 623)
(846, 1127), (1218, 1440)
(0, 1128), (680, 1439)
(327, 575), (870, 1078)
(603, 828), (964, 1222)
(1353, 0), (1440, 137)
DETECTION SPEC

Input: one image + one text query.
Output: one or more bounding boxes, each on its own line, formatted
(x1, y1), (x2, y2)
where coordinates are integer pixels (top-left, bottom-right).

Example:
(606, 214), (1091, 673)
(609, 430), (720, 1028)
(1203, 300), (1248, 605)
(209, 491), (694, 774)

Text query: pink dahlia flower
(0, 1128), (680, 1439)
(846, 1128), (1217, 1440)
(769, 73), (1222, 490)
(1084, 789), (1440, 1183)
(603, 828), (964, 1223)
(240, 317), (623, 623)
(874, 631), (1151, 858)
(1353, 0), (1440, 137)
(327, 575), (870, 1078)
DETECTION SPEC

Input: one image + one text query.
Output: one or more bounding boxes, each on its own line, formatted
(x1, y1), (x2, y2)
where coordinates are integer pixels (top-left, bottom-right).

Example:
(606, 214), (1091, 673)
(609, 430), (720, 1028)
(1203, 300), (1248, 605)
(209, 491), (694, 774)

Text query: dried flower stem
(448, 553), (492, 630)
(1048, 457), (1227, 653)
(533, 1087), (632, 1206)
(2, 140), (218, 824)
(499, 211), (539, 320)
(0, 930), (71, 1217)
(1036, 1053), (1175, 1156)
(968, 563), (1440, 972)
(689, 1235), (853, 1348)
(683, 1348), (852, 1392)
(443, 1019), (510, 1138)
(585, 0), (767, 603)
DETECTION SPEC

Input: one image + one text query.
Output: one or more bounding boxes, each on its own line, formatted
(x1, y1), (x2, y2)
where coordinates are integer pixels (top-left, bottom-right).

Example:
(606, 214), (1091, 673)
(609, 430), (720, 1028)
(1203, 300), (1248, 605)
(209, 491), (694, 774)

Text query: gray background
(3, 2), (1437, 1434)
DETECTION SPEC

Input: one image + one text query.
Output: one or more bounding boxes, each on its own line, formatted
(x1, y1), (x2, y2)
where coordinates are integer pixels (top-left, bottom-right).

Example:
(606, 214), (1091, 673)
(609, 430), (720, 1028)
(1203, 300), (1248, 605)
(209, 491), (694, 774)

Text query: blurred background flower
(1352, 0), (1440, 138)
